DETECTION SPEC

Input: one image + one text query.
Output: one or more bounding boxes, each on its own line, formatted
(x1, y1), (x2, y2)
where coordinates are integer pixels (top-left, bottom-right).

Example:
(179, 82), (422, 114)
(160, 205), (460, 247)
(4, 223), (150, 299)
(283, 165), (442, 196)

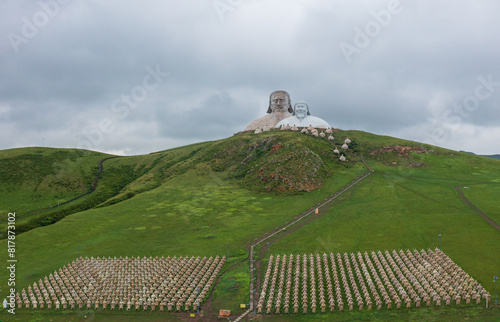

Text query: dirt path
(455, 185), (500, 231)
(183, 152), (375, 320)
(205, 169), (373, 320)
(2, 156), (120, 227)
(236, 157), (375, 320)
(201, 255), (249, 316)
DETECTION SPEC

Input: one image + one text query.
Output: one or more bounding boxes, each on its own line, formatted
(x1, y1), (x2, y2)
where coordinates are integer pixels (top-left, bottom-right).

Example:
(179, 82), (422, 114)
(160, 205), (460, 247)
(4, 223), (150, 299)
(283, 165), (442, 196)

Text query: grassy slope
(0, 131), (366, 310)
(461, 183), (500, 225)
(269, 131), (500, 295)
(482, 154), (500, 160)
(1, 130), (499, 321)
(0, 147), (109, 221)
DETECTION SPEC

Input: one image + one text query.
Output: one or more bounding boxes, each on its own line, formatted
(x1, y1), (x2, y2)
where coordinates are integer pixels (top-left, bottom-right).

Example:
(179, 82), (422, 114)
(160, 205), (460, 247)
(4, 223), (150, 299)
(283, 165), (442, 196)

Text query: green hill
(0, 147), (107, 217)
(482, 154), (500, 160)
(1, 130), (499, 321)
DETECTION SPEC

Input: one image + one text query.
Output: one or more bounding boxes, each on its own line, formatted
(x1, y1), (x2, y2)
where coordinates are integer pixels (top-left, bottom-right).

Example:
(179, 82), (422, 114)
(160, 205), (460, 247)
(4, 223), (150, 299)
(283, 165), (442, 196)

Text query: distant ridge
(482, 154), (500, 160)
(459, 150), (500, 160)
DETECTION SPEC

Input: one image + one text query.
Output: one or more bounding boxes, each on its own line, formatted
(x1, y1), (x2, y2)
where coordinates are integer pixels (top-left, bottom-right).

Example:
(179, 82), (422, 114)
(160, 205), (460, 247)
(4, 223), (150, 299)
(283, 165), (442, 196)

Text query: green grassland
(461, 183), (500, 224)
(1, 130), (499, 321)
(0, 148), (109, 221)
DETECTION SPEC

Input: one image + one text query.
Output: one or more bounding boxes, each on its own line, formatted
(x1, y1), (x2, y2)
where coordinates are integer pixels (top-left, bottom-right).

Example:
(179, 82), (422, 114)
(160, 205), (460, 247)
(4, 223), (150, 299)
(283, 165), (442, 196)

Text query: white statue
(275, 101), (331, 129)
(245, 90), (293, 131)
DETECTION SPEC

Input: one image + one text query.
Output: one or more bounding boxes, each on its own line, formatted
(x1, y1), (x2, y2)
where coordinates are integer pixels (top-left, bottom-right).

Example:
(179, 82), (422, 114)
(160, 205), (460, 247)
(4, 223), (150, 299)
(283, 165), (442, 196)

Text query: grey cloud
(156, 90), (254, 140)
(1, 0), (500, 155)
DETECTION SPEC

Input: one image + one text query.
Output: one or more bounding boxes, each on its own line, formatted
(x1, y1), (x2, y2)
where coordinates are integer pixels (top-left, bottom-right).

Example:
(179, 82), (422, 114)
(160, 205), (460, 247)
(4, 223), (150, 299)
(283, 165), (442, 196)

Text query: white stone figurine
(276, 101), (331, 129)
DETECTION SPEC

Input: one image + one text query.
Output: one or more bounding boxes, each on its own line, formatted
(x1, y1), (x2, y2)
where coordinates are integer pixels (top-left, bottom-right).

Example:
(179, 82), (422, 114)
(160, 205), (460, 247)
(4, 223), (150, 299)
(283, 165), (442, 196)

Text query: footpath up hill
(0, 148), (109, 222)
(1, 130), (499, 321)
(0, 130), (367, 296)
(1, 131), (360, 236)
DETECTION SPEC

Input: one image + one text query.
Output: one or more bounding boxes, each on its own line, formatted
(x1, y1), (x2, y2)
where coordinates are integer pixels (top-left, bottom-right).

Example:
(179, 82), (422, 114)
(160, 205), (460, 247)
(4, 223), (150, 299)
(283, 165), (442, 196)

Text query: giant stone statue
(244, 90), (293, 131)
(276, 101), (331, 129)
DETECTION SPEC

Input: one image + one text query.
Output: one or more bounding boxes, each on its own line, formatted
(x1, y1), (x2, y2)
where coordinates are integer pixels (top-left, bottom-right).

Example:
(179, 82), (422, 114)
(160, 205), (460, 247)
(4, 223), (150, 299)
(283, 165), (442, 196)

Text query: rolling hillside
(1, 130), (499, 321)
(483, 154), (500, 160)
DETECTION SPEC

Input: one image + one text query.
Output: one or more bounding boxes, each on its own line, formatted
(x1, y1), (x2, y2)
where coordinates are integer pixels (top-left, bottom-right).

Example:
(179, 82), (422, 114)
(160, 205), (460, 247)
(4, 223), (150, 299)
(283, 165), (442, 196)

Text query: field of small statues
(257, 248), (490, 314)
(15, 255), (225, 311)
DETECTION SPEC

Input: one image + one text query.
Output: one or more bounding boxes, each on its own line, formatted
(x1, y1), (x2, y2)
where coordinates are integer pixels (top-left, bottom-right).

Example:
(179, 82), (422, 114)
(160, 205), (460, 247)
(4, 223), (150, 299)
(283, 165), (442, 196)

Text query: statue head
(293, 101), (310, 120)
(267, 90), (293, 114)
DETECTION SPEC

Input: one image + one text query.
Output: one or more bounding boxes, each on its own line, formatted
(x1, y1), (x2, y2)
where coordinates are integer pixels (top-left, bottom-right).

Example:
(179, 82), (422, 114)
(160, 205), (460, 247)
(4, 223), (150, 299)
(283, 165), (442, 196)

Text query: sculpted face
(271, 92), (289, 113)
(294, 103), (308, 120)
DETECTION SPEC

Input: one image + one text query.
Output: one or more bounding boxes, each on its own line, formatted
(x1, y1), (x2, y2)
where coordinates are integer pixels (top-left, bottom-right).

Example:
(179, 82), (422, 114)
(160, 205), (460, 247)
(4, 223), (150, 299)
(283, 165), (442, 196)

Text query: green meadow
(1, 130), (499, 320)
(0, 148), (108, 222)
(462, 183), (500, 224)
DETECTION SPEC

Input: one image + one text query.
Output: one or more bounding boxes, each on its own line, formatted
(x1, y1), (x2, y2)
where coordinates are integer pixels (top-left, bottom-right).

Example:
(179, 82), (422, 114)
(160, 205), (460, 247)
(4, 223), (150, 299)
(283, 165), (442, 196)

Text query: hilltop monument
(276, 101), (331, 128)
(244, 90), (293, 131)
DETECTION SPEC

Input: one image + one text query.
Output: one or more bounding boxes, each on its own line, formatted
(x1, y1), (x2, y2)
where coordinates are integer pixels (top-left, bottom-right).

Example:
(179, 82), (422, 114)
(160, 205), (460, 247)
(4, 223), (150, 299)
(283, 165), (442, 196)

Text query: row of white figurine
(15, 255), (226, 311)
(257, 249), (490, 313)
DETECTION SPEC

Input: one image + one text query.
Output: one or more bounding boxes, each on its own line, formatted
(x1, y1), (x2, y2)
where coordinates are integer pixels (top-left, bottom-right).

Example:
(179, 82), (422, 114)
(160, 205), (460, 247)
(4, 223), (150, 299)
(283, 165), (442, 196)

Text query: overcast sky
(1, 0), (499, 155)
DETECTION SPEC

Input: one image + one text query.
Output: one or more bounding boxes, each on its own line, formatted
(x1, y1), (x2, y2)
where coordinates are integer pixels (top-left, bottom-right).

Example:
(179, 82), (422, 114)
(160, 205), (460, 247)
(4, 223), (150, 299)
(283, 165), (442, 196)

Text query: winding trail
(455, 185), (500, 231)
(4, 156), (120, 224)
(233, 155), (375, 321)
(201, 255), (249, 315)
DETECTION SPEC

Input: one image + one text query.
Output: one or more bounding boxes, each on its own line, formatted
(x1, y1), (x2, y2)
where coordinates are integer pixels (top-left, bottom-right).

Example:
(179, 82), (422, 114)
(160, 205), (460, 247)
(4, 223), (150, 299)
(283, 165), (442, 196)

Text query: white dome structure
(333, 148), (339, 154)
(345, 137), (351, 144)
(277, 117), (331, 129)
(328, 135), (334, 141)
(342, 143), (349, 149)
(339, 154), (346, 161)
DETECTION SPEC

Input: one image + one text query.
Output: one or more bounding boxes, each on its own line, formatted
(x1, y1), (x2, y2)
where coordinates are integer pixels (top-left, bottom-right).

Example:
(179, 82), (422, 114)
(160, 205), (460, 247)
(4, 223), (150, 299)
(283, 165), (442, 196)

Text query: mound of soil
(370, 146), (431, 159)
